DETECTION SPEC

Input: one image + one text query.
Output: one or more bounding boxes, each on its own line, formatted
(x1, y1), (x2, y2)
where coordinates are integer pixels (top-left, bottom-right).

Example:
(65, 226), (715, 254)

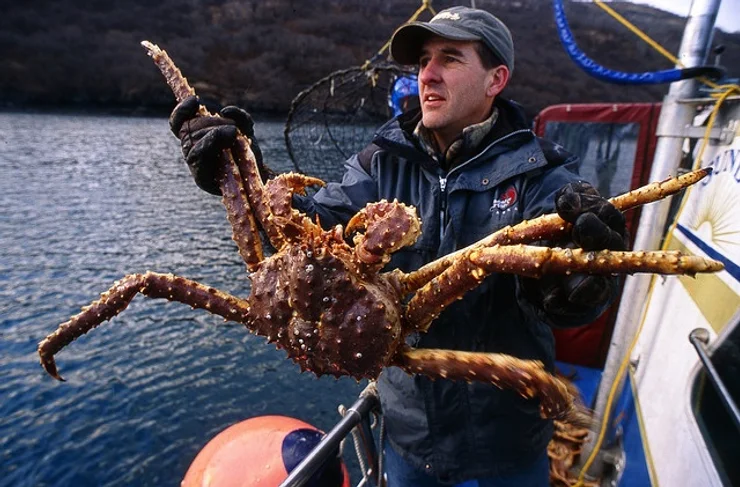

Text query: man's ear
(486, 66), (510, 97)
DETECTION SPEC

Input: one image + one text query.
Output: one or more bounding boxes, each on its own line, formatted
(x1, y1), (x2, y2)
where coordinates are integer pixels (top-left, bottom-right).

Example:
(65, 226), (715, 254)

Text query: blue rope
(552, 0), (719, 85)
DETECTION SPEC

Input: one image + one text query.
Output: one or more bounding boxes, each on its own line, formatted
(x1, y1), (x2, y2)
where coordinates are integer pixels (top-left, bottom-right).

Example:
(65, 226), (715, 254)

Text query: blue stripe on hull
(676, 223), (740, 281)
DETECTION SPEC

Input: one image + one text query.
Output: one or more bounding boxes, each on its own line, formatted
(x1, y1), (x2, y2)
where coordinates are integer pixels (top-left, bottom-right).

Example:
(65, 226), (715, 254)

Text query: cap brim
(390, 22), (481, 65)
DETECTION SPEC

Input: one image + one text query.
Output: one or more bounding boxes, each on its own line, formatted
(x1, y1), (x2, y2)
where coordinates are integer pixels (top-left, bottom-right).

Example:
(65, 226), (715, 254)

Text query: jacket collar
(374, 106), (548, 191)
(374, 97), (532, 161)
(413, 108), (500, 170)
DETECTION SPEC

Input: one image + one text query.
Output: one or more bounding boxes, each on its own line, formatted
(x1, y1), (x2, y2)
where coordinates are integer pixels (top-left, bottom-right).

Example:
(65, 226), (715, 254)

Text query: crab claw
(38, 343), (65, 381)
(265, 173), (325, 217)
(346, 200), (422, 267)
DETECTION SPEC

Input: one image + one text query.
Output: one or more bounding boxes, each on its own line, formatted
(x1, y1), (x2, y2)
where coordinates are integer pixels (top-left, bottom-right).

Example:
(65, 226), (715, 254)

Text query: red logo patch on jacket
(491, 186), (518, 211)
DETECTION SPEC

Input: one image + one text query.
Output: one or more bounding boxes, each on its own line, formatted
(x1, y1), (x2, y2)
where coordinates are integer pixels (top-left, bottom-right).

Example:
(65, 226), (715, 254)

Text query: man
(170, 7), (627, 486)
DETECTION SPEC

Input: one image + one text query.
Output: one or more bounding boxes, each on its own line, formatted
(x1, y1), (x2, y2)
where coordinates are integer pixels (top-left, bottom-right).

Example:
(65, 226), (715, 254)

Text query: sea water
(0, 112), (366, 486)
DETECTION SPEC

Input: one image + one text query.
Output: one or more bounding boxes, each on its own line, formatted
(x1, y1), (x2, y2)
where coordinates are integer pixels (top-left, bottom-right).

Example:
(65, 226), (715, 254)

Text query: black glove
(523, 181), (628, 322)
(555, 181), (627, 251)
(169, 96), (266, 195)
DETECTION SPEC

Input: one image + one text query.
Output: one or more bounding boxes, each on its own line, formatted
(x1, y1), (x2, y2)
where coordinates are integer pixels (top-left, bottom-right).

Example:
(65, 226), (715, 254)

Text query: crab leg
(38, 272), (251, 381)
(234, 134), (326, 248)
(141, 41), (202, 113)
(222, 136), (292, 251)
(393, 347), (590, 426)
(399, 167), (712, 294)
(405, 245), (722, 334)
(221, 148), (265, 270)
(142, 41), (266, 271)
(468, 245), (722, 277)
(548, 421), (599, 487)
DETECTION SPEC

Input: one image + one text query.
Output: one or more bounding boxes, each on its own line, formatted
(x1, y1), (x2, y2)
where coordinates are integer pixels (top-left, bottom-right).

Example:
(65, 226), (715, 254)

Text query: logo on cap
(431, 12), (461, 22)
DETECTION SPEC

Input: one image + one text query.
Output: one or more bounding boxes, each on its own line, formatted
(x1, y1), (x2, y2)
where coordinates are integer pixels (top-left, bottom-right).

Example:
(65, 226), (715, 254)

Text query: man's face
(417, 37), (507, 150)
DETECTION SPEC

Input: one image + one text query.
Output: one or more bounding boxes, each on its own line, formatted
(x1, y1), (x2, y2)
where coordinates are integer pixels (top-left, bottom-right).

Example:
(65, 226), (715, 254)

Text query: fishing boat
(185, 1), (739, 485)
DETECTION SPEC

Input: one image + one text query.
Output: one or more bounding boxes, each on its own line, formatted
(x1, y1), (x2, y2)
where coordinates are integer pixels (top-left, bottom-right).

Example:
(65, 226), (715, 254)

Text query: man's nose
(419, 60), (441, 85)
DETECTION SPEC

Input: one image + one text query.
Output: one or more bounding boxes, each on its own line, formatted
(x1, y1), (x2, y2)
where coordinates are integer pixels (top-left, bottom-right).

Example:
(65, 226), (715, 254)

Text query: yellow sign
(671, 134), (740, 333)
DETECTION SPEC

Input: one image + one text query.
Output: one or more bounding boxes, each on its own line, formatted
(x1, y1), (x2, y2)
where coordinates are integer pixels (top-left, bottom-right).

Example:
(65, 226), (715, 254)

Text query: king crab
(38, 42), (722, 427)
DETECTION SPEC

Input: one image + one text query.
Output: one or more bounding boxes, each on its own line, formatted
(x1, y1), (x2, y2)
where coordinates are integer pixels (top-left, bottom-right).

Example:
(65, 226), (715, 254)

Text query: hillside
(1, 0), (738, 118)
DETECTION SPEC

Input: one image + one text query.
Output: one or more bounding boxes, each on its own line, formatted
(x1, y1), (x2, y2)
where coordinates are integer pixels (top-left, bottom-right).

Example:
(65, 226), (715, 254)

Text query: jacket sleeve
(515, 141), (620, 328)
(292, 152), (379, 229)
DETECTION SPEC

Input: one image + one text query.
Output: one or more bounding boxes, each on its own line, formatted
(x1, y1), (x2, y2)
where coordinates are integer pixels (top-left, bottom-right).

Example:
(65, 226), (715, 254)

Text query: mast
(579, 0), (722, 477)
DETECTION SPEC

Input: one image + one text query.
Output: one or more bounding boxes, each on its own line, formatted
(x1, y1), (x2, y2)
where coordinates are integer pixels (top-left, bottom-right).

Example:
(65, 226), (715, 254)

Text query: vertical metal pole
(578, 0), (721, 477)
(354, 411), (381, 483)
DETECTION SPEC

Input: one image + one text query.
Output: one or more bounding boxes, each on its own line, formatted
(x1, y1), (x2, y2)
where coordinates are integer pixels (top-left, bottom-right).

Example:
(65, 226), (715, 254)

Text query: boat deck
(557, 362), (651, 486)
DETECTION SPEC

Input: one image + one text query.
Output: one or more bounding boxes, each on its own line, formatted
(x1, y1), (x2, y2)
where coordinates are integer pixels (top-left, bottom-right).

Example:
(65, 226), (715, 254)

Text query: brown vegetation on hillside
(1, 0), (737, 117)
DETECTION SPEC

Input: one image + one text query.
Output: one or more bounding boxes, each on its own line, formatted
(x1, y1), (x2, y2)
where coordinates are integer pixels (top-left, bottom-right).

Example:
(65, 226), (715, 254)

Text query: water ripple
(0, 113), (365, 487)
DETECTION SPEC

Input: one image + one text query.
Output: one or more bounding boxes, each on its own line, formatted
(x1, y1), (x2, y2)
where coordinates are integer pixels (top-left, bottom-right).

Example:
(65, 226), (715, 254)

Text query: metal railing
(689, 328), (740, 432)
(279, 387), (381, 487)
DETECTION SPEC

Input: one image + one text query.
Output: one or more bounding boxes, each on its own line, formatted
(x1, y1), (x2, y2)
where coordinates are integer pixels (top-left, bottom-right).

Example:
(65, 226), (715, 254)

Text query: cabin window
(691, 322), (740, 485)
(542, 121), (640, 198)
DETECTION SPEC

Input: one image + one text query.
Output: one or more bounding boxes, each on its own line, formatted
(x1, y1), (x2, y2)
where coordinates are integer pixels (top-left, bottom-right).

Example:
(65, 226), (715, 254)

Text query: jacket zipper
(439, 175), (447, 241)
(436, 128), (531, 243)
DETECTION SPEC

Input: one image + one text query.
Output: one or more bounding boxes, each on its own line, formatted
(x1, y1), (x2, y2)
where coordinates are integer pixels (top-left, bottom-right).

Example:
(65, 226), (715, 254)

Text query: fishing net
(284, 62), (417, 184)
(283, 0), (435, 183)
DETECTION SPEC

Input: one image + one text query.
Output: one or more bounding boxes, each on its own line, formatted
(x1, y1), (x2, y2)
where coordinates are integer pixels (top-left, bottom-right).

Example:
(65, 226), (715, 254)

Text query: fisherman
(169, 6), (627, 486)
(390, 73), (420, 117)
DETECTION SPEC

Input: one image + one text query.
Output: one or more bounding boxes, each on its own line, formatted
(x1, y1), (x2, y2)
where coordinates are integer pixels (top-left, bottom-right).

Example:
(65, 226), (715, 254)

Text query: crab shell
(247, 227), (406, 380)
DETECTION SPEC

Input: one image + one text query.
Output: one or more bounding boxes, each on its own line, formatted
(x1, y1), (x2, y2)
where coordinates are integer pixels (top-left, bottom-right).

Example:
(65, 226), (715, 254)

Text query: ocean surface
(0, 112), (367, 486)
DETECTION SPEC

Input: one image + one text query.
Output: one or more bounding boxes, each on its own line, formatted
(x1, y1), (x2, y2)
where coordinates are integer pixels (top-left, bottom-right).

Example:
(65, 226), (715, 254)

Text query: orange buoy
(182, 415), (350, 487)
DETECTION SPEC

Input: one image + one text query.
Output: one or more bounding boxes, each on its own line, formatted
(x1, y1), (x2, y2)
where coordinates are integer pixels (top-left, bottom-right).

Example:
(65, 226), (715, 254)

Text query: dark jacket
(296, 98), (608, 483)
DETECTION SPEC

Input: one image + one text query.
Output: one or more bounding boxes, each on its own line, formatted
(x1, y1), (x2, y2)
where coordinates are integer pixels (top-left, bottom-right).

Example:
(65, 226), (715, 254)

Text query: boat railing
(279, 383), (382, 487)
(689, 328), (740, 432)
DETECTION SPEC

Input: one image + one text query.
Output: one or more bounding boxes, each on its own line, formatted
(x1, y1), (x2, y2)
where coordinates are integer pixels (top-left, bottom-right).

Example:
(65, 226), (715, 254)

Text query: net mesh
(284, 62), (416, 184)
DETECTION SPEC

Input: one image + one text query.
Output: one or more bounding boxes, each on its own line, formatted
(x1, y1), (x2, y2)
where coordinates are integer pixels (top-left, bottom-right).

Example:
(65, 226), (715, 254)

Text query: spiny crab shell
(248, 201), (418, 379)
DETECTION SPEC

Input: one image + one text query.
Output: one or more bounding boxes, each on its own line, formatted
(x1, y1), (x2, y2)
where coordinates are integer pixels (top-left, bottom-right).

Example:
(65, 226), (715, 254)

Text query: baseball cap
(390, 6), (514, 73)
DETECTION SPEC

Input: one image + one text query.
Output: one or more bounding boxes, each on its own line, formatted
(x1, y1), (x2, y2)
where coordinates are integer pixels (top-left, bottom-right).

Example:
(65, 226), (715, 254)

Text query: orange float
(182, 415), (350, 487)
